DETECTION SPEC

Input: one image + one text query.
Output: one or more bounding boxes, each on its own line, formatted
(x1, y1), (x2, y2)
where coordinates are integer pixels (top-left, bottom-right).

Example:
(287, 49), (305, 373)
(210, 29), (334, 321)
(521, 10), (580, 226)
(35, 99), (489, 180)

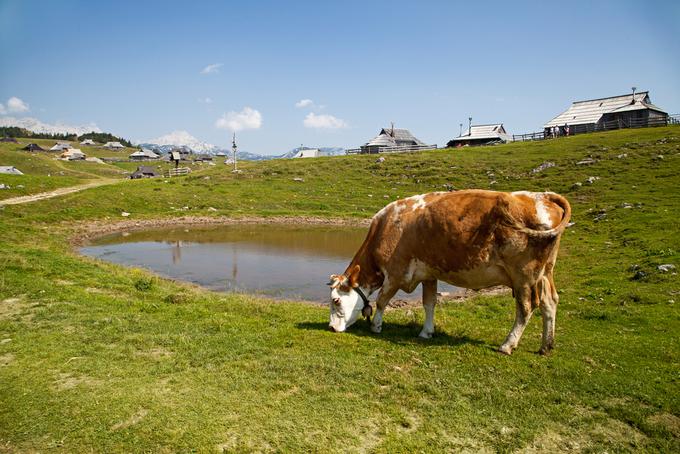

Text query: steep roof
(22, 143), (45, 151)
(379, 127), (426, 145)
(293, 148), (320, 158)
(0, 166), (23, 175)
(452, 124), (510, 142)
(129, 148), (160, 159)
(365, 134), (396, 147)
(130, 166), (160, 178)
(544, 91), (667, 128)
(50, 142), (71, 151)
(104, 141), (125, 148)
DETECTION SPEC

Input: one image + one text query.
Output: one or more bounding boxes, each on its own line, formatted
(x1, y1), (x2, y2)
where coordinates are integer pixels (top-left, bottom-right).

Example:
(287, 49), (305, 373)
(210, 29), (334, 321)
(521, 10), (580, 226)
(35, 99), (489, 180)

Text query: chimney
(390, 122), (394, 137)
(631, 86), (637, 105)
(468, 117), (472, 136)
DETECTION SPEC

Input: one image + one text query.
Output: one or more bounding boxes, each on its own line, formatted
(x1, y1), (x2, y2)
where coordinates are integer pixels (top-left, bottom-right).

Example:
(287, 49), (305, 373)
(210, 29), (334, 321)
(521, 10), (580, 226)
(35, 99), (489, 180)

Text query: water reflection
(82, 224), (457, 302)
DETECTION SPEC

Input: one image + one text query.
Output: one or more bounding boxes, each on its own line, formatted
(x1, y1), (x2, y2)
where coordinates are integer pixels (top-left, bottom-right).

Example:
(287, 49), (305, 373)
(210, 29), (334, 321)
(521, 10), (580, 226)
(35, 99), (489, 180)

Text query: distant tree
(78, 132), (132, 147)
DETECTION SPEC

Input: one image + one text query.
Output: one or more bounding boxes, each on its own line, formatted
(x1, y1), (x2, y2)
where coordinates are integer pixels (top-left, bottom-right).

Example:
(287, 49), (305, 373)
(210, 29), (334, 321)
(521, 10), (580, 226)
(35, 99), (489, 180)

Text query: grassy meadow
(0, 127), (679, 452)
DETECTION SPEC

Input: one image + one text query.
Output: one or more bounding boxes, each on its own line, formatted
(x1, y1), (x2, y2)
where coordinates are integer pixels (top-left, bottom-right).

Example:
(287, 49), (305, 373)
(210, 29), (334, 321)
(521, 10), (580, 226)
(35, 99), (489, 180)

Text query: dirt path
(0, 179), (120, 206)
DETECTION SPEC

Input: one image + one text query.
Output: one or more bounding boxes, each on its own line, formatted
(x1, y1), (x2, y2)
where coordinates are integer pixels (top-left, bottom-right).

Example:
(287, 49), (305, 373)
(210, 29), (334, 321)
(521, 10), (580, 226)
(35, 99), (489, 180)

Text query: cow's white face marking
(328, 277), (364, 332)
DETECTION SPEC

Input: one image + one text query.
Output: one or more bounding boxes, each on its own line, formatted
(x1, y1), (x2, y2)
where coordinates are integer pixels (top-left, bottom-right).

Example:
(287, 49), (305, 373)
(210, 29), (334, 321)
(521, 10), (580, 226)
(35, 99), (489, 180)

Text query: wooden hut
(544, 91), (668, 135)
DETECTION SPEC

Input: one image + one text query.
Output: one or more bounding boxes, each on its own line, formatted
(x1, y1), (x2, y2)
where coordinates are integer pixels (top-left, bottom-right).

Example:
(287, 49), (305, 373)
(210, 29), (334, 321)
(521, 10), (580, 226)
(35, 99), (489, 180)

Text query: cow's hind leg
(538, 274), (559, 355)
(371, 285), (398, 334)
(419, 280), (437, 339)
(499, 284), (534, 355)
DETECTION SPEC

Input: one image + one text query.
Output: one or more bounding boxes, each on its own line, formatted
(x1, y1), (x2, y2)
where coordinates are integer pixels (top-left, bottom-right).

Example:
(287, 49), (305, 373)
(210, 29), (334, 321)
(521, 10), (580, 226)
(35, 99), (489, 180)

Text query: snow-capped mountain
(140, 130), (218, 153)
(0, 116), (102, 135)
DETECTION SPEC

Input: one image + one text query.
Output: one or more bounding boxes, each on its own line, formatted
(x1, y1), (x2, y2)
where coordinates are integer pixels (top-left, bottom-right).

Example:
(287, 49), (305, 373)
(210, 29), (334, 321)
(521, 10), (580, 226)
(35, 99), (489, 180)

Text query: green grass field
(0, 127), (678, 452)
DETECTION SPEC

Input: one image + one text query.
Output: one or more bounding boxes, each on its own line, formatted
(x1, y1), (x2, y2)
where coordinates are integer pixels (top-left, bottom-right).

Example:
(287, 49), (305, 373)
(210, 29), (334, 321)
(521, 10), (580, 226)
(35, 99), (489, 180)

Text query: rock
(531, 161), (556, 173)
(629, 264), (640, 272)
(207, 207), (218, 212)
(593, 211), (607, 222)
(617, 153), (628, 159)
(654, 154), (664, 160)
(585, 176), (600, 184)
(0, 184), (9, 190)
(376, 157), (385, 163)
(293, 177), (304, 182)
(489, 180), (497, 185)
(658, 264), (676, 273)
(383, 195), (389, 198)
(621, 202), (633, 209)
(121, 212), (130, 217)
(367, 194), (373, 198)
(16, 184), (24, 188)
(571, 182), (582, 189)
(632, 270), (648, 281)
(576, 158), (597, 165)
(203, 176), (211, 180)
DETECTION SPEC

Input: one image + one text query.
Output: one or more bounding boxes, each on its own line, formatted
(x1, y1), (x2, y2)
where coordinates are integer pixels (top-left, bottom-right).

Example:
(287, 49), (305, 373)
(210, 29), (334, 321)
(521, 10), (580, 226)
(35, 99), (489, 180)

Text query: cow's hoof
(538, 346), (553, 356)
(418, 330), (433, 339)
(498, 345), (513, 355)
(370, 324), (382, 334)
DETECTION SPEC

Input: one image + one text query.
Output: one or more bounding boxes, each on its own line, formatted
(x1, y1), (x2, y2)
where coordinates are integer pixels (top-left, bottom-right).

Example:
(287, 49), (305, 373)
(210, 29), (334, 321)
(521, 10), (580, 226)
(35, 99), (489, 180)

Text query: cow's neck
(345, 254), (384, 296)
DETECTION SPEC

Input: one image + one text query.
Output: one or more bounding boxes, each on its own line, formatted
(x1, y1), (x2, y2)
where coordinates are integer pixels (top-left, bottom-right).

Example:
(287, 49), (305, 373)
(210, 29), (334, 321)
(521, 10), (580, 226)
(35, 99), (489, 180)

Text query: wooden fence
(512, 114), (679, 142)
(345, 144), (438, 155)
(164, 167), (191, 177)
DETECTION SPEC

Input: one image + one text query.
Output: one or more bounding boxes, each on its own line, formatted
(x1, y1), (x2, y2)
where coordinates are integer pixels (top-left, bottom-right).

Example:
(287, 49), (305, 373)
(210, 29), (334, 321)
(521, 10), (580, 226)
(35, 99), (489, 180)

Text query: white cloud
(303, 112), (347, 129)
(295, 99), (314, 108)
(215, 107), (262, 132)
(201, 63), (223, 74)
(0, 116), (101, 135)
(199, 97), (213, 104)
(0, 104), (5, 115)
(7, 96), (29, 113)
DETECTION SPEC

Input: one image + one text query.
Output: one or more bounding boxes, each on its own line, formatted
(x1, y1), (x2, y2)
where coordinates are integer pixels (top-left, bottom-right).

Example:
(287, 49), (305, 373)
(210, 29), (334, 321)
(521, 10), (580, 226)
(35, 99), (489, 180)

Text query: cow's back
(365, 190), (567, 290)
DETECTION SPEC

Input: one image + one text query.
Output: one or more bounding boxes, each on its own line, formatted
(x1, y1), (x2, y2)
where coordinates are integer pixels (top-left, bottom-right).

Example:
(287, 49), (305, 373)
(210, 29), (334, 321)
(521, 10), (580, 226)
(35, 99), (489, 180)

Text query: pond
(81, 224), (458, 302)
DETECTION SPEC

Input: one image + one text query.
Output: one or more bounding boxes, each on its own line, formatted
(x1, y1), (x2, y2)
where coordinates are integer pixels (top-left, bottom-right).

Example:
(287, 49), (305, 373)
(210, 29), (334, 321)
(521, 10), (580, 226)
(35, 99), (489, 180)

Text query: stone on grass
(121, 212), (130, 217)
(531, 161), (555, 173)
(658, 264), (676, 273)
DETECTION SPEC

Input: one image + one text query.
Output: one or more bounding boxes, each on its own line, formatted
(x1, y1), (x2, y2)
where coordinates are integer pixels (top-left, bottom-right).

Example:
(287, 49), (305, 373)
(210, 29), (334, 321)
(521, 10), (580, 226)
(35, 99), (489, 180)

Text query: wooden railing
(164, 167), (191, 177)
(512, 114), (679, 142)
(511, 131), (545, 142)
(345, 144), (438, 155)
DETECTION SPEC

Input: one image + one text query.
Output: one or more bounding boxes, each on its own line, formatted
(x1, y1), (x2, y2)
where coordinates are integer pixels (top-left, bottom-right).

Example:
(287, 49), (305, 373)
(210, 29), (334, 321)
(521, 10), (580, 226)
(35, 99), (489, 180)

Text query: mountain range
(139, 130), (346, 160)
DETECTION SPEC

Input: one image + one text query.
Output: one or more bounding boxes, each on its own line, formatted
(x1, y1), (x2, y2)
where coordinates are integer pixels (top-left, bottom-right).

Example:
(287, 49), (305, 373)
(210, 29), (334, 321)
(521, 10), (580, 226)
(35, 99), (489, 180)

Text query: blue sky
(1, 0), (679, 154)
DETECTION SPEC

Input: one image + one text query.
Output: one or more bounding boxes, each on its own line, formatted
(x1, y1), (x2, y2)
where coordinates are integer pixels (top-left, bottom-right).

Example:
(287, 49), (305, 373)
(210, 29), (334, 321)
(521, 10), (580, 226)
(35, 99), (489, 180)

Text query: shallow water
(81, 224), (457, 302)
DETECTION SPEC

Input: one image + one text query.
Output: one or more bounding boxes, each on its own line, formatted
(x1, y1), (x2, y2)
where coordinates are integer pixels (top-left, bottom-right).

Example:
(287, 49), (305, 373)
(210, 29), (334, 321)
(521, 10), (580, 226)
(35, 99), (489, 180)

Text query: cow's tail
(519, 192), (572, 239)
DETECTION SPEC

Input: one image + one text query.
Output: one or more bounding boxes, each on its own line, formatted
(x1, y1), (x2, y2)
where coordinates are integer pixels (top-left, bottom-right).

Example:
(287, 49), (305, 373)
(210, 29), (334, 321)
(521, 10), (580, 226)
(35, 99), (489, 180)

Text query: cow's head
(327, 264), (371, 332)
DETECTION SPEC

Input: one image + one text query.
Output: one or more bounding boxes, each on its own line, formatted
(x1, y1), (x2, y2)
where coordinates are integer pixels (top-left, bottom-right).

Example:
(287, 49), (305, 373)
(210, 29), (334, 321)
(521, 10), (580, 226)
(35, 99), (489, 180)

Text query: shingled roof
(453, 124), (510, 142)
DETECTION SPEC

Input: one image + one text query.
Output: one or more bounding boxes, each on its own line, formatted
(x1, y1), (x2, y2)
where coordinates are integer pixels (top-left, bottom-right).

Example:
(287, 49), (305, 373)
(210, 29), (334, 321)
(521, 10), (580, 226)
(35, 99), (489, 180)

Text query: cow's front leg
(419, 280), (437, 339)
(371, 285), (397, 333)
(499, 285), (534, 355)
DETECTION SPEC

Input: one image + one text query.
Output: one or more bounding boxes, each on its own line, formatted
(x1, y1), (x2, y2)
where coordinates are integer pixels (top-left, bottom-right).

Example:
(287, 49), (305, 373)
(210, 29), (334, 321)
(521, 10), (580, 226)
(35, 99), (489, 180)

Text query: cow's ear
(348, 264), (361, 288)
(327, 274), (339, 286)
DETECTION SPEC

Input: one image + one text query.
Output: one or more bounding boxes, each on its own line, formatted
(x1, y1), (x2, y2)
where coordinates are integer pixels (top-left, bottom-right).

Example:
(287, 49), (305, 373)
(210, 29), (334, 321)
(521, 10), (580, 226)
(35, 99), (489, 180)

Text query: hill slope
(0, 127), (678, 452)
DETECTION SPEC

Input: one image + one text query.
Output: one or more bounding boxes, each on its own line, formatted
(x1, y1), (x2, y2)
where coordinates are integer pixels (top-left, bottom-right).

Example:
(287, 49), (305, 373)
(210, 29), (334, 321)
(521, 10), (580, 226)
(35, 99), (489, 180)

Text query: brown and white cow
(328, 189), (571, 355)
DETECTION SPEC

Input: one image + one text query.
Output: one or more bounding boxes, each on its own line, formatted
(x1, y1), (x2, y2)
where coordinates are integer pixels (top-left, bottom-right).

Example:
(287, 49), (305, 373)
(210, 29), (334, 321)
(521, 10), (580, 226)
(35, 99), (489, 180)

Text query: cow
(328, 189), (571, 355)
